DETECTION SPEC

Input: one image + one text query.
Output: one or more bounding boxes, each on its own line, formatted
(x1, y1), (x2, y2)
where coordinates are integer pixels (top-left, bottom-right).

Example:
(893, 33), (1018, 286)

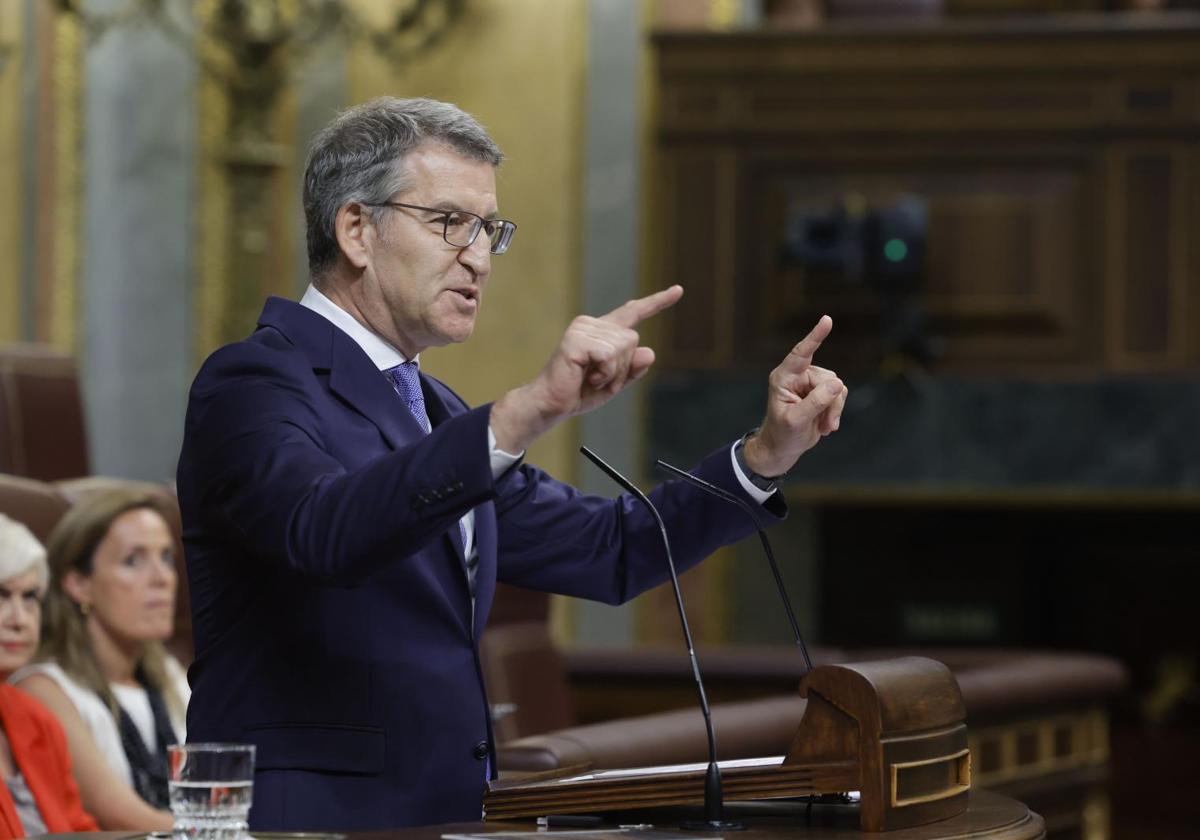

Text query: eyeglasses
(369, 201), (517, 255)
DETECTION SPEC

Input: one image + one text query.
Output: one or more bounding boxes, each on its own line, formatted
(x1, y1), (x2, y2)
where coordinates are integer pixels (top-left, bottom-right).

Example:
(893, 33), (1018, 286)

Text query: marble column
(80, 0), (195, 480)
(573, 0), (643, 646)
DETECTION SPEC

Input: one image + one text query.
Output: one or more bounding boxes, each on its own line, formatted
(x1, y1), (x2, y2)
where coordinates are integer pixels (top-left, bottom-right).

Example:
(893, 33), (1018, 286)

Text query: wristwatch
(734, 428), (786, 493)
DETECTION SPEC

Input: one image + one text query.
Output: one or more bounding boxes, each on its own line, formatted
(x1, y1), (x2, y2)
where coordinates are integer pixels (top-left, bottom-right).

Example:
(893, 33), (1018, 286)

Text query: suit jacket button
(473, 741), (489, 760)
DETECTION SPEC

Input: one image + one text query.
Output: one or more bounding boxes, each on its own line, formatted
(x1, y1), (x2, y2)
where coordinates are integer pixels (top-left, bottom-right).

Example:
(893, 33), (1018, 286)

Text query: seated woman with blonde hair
(0, 513), (96, 836)
(13, 489), (188, 831)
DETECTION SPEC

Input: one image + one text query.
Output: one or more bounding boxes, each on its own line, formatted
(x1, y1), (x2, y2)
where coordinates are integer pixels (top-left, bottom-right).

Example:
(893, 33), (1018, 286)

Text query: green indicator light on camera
(884, 238), (908, 263)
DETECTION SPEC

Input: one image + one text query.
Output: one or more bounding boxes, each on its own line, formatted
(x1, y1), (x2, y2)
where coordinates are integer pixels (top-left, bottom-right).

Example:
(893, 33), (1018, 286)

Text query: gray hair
(0, 514), (49, 595)
(303, 96), (504, 280)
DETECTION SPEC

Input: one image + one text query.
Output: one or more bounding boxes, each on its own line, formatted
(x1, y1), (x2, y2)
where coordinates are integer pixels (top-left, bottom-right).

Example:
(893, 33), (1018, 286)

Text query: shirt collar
(299, 283), (417, 371)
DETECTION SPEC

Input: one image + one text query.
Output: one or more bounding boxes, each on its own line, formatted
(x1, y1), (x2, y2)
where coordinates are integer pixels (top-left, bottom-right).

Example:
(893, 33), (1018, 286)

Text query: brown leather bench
(0, 473), (71, 541)
(0, 344), (89, 480)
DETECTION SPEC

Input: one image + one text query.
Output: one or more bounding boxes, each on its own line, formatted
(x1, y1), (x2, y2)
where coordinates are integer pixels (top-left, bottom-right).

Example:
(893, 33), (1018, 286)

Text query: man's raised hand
(742, 315), (847, 478)
(491, 285), (683, 454)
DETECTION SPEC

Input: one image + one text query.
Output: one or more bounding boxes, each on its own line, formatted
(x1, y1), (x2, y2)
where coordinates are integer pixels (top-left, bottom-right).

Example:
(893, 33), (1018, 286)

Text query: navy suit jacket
(176, 297), (783, 831)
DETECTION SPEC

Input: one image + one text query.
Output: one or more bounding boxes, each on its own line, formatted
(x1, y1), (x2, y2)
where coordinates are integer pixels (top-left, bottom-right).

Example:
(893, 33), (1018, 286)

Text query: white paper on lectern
(558, 755), (785, 783)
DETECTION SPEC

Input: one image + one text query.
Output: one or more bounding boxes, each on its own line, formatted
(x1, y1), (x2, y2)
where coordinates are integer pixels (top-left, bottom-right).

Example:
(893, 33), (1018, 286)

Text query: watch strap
(734, 428), (786, 492)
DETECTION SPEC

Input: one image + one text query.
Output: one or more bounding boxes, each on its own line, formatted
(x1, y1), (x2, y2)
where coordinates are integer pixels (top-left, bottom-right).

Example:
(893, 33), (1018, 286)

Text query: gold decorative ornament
(51, 10), (82, 352)
(54, 0), (465, 356)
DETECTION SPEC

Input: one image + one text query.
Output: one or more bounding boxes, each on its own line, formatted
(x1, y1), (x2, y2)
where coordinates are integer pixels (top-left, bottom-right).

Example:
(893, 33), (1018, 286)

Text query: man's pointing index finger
(780, 314), (833, 372)
(603, 285), (684, 329)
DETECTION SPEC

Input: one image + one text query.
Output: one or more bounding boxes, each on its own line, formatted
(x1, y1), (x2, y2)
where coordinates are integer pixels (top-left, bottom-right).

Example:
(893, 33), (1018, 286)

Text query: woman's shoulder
(13, 660), (79, 691)
(11, 661), (102, 713)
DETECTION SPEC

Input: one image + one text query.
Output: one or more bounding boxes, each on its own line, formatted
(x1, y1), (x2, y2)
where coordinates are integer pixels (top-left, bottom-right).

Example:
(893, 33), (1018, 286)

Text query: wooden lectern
(485, 657), (971, 832)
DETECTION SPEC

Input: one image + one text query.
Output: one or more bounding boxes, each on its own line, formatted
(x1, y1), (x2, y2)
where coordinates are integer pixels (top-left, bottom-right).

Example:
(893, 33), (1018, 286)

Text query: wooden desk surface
(50, 790), (1043, 840)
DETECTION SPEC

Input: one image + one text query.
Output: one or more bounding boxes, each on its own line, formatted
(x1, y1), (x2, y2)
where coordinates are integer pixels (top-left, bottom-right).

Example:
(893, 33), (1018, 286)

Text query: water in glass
(169, 779), (252, 839)
(169, 743), (255, 840)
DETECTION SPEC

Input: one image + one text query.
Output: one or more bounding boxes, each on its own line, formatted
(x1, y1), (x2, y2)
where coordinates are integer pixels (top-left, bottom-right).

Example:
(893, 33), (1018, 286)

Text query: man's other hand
(742, 315), (847, 478)
(491, 285), (683, 453)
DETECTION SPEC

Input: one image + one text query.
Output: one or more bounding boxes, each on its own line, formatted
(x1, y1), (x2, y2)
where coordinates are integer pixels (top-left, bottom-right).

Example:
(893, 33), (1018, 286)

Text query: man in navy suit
(176, 97), (846, 832)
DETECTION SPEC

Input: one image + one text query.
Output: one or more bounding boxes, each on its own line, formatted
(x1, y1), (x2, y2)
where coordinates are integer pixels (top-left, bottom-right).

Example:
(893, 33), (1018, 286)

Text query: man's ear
(334, 202), (373, 270)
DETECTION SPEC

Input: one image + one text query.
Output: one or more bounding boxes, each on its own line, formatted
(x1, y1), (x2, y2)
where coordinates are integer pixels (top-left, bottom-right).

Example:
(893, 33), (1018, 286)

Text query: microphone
(580, 446), (743, 832)
(655, 458), (813, 673)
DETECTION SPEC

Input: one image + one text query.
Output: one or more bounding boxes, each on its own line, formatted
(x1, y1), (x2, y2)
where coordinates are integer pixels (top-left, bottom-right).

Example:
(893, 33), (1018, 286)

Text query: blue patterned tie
(384, 362), (475, 590)
(385, 361), (431, 434)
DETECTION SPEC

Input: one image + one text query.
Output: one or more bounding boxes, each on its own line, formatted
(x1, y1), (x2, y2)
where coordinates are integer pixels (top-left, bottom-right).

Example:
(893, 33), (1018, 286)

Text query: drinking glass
(168, 743), (256, 840)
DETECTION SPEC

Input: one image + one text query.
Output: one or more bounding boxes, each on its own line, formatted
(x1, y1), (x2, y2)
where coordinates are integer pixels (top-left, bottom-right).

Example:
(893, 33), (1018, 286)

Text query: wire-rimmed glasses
(370, 201), (517, 255)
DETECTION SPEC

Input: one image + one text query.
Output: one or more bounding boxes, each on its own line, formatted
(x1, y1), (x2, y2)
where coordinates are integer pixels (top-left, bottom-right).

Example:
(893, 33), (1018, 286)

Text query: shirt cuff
(488, 426), (524, 478)
(730, 442), (776, 505)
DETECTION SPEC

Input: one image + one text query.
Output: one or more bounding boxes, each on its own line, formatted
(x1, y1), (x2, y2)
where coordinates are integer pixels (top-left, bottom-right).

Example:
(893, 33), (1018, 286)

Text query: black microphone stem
(655, 458), (814, 673)
(580, 446), (741, 830)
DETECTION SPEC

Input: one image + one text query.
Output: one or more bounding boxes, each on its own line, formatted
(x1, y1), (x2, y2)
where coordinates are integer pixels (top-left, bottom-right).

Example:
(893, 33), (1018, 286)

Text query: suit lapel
(257, 297), (425, 449)
(327, 333), (425, 450)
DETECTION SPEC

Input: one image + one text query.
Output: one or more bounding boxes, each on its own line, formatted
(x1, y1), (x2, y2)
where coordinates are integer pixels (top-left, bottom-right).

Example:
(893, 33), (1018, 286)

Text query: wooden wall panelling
(1192, 144), (1200, 364)
(653, 14), (1200, 377)
(741, 145), (1101, 376)
(1104, 143), (1192, 372)
(1124, 152), (1172, 359)
(657, 148), (738, 370)
(731, 73), (1102, 136)
(656, 21), (1200, 84)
